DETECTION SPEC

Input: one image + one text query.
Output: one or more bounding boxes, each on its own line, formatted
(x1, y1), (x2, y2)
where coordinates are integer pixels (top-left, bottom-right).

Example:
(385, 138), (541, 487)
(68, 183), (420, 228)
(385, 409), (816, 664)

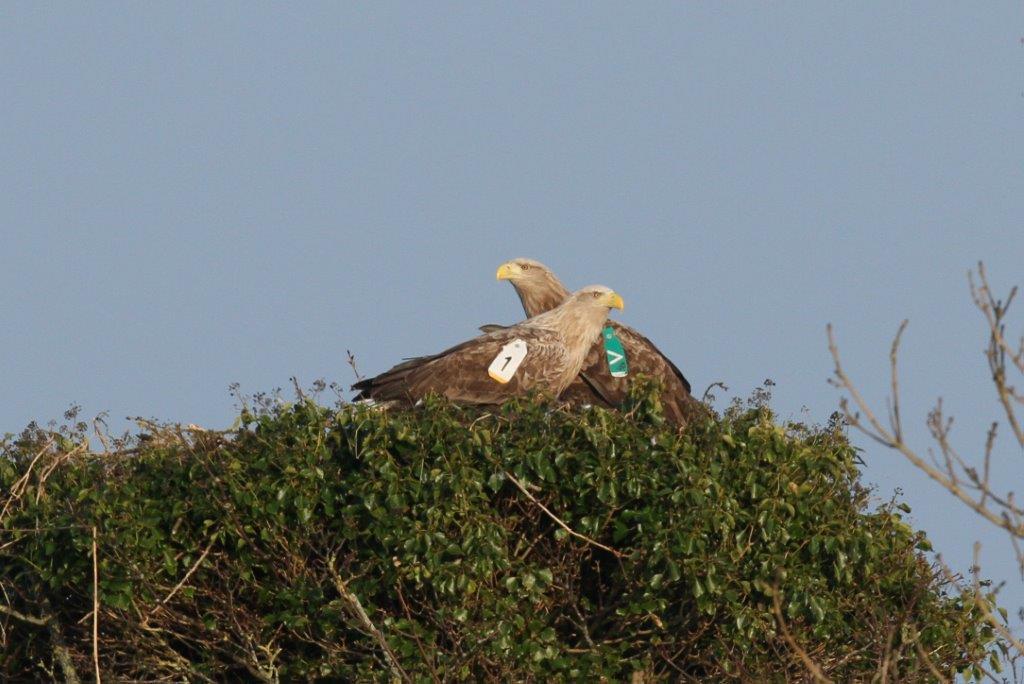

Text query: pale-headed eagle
(496, 258), (697, 426)
(352, 285), (624, 405)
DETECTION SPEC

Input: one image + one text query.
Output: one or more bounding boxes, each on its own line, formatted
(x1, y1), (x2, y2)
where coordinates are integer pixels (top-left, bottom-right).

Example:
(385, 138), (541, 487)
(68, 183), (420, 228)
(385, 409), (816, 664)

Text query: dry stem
(327, 555), (410, 683)
(771, 588), (832, 683)
(503, 470), (623, 558)
(92, 525), (101, 684)
(827, 262), (1023, 662)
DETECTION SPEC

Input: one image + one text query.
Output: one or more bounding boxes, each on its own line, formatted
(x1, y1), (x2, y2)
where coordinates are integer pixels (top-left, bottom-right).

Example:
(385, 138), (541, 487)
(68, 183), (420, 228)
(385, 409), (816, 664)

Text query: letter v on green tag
(602, 327), (628, 377)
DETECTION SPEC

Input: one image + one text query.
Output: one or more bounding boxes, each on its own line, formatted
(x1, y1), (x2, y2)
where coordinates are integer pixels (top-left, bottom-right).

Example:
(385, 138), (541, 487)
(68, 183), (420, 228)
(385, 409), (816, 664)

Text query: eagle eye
(520, 263), (530, 270)
(592, 291), (601, 298)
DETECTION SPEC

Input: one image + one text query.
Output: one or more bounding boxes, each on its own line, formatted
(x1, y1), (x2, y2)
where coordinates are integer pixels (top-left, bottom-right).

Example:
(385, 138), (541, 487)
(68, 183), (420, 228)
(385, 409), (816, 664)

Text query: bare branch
(395, 581), (440, 684)
(771, 588), (832, 683)
(49, 618), (82, 684)
(503, 470), (623, 558)
(38, 595), (83, 684)
(829, 265), (1024, 659)
(971, 265), (1024, 447)
(0, 438), (55, 525)
(0, 602), (51, 627)
(346, 350), (364, 383)
(889, 319), (908, 442)
(912, 633), (950, 683)
(152, 538), (216, 611)
(93, 414), (112, 454)
(828, 324), (1024, 538)
(702, 381), (728, 404)
(326, 556), (410, 684)
(92, 526), (101, 684)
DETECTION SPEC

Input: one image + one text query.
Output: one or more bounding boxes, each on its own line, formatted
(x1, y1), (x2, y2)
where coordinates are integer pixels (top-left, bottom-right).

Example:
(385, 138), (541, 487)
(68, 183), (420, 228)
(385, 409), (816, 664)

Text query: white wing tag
(488, 339), (528, 384)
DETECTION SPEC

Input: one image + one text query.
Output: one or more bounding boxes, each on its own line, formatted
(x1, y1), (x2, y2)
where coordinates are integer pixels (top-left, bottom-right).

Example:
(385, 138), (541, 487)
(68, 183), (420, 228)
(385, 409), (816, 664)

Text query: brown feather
(498, 258), (699, 426)
(353, 285), (621, 406)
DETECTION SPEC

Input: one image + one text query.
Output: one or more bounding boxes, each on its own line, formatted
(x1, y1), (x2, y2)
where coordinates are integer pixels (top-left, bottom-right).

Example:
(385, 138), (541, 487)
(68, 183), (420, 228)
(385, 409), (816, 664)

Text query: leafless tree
(828, 262), (1024, 672)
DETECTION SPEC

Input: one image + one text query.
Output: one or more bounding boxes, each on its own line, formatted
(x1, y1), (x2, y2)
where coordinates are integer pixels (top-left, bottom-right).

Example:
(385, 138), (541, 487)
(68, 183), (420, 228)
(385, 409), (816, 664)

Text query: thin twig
(326, 556), (410, 684)
(980, 422), (998, 509)
(154, 538), (216, 610)
(503, 470), (623, 558)
(0, 603), (51, 627)
(395, 581), (440, 684)
(912, 637), (950, 683)
(93, 414), (112, 454)
(0, 438), (54, 525)
(771, 588), (832, 683)
(968, 544), (1024, 654)
(346, 350), (364, 383)
(889, 320), (908, 442)
(971, 266), (1024, 446)
(46, 611), (82, 684)
(874, 623), (896, 683)
(35, 443), (87, 505)
(702, 381), (728, 404)
(571, 601), (596, 649)
(828, 324), (1024, 537)
(93, 525), (101, 684)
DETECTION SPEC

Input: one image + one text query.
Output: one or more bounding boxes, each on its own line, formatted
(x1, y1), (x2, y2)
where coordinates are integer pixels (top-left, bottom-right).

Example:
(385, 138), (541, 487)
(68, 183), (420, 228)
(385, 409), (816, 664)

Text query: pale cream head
(495, 258), (573, 318)
(567, 284), (625, 311)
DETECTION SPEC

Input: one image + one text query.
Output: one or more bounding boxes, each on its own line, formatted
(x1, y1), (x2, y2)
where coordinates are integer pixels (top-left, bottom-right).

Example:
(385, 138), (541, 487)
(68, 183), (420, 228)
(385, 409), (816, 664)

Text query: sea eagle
(352, 285), (624, 405)
(496, 258), (697, 426)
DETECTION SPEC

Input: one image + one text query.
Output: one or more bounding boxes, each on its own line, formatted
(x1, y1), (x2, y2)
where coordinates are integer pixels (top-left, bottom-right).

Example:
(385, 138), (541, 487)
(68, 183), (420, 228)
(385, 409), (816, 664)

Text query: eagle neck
(527, 304), (608, 392)
(514, 277), (571, 318)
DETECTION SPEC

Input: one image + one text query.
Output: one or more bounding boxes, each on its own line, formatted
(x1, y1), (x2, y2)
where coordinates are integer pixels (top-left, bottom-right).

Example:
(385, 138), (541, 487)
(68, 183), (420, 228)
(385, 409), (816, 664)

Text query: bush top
(0, 388), (1005, 681)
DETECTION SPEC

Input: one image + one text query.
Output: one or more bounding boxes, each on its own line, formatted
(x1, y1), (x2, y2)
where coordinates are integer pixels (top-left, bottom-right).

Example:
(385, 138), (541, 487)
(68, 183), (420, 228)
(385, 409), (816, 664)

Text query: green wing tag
(602, 326), (628, 378)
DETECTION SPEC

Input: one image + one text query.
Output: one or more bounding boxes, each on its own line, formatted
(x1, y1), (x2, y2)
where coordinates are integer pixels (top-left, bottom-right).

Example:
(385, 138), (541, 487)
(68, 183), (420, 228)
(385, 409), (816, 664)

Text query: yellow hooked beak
(604, 292), (625, 310)
(496, 262), (521, 280)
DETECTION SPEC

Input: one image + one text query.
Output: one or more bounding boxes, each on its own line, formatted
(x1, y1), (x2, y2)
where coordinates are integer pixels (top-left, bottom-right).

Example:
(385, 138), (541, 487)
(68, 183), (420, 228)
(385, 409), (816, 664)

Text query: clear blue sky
(3, 3), (1023, 628)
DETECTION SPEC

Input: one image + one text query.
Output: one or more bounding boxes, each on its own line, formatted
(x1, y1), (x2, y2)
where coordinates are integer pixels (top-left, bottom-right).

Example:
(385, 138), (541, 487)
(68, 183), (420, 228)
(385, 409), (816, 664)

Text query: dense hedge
(0, 387), (1004, 681)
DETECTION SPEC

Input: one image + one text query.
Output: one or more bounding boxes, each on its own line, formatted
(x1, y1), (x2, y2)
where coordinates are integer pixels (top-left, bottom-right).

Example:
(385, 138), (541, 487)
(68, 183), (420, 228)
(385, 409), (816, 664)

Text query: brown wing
(558, 375), (616, 408)
(614, 323), (692, 394)
(352, 327), (570, 405)
(564, 321), (697, 426)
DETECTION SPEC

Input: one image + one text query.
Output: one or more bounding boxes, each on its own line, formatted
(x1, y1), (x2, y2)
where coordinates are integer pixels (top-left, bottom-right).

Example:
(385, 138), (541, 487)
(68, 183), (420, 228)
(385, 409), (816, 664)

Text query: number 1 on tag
(488, 339), (528, 383)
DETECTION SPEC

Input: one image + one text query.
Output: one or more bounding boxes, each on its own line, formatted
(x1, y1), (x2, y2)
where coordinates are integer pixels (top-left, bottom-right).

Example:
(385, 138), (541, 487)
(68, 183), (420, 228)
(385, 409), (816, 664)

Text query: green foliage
(0, 388), (1003, 681)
